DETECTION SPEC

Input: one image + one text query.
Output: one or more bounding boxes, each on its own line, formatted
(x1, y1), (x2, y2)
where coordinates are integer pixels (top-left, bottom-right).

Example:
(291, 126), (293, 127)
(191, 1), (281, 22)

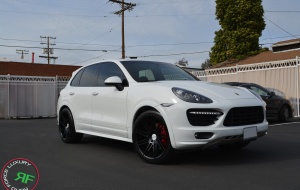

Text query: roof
(0, 61), (81, 76)
(210, 49), (300, 69)
(272, 38), (300, 47)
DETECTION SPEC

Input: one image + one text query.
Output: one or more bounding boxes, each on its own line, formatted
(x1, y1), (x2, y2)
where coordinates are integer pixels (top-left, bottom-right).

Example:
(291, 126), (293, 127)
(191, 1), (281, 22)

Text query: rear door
(69, 64), (100, 131)
(91, 62), (129, 137)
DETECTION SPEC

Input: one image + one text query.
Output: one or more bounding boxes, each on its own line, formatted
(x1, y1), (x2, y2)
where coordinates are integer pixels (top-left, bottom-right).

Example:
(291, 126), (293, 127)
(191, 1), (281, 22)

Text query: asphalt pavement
(0, 117), (300, 190)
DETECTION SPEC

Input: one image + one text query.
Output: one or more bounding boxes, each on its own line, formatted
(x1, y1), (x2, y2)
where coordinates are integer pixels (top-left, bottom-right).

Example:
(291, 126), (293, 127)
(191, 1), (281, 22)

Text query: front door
(91, 62), (128, 137)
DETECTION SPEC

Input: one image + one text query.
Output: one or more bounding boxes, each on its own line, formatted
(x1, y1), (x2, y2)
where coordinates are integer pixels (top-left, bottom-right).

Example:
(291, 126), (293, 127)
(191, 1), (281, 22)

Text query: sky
(1, 0), (300, 68)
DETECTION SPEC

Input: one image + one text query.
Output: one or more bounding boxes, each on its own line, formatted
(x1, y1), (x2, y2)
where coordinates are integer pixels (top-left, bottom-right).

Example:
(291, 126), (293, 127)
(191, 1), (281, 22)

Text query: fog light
(194, 132), (214, 139)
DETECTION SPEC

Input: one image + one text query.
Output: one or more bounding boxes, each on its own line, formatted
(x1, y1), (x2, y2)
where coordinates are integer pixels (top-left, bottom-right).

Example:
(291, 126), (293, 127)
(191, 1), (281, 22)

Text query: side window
(249, 85), (269, 96)
(70, 68), (84, 86)
(79, 64), (100, 87)
(97, 62), (126, 86)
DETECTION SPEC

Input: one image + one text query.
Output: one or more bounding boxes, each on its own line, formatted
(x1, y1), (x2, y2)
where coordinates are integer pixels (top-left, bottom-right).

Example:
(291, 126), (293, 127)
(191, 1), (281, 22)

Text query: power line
(128, 42), (213, 48)
(61, 2), (112, 33)
(265, 10), (300, 13)
(136, 50), (210, 58)
(264, 16), (297, 39)
(0, 10), (213, 17)
(0, 37), (214, 47)
(0, 44), (121, 52)
(72, 47), (122, 65)
(260, 35), (300, 41)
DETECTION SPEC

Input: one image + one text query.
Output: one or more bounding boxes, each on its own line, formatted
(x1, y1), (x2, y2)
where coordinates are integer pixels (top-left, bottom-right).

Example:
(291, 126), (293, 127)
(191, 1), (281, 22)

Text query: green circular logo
(1, 158), (39, 190)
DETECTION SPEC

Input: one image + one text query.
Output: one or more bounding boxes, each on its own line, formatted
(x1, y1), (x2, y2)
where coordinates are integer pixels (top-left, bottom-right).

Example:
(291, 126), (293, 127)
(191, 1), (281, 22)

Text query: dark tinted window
(97, 62), (126, 86)
(70, 68), (84, 86)
(121, 61), (198, 82)
(249, 85), (269, 96)
(79, 64), (100, 87)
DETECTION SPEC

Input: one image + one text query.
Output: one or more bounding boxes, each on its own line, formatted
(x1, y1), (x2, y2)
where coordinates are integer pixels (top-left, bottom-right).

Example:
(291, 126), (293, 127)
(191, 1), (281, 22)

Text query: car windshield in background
(121, 61), (199, 82)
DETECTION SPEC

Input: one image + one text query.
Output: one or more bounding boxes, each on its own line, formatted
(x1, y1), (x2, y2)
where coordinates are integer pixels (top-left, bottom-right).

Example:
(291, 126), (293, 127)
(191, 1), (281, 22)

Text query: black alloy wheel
(133, 110), (173, 164)
(278, 105), (289, 122)
(59, 108), (83, 143)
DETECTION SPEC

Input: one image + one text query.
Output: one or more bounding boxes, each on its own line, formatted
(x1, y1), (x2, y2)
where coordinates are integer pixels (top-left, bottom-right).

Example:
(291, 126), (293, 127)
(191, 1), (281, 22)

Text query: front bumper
(162, 98), (268, 149)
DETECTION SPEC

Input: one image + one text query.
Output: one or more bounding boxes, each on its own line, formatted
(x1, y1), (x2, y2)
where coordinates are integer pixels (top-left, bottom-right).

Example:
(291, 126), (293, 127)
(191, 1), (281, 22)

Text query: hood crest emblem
(235, 93), (239, 96)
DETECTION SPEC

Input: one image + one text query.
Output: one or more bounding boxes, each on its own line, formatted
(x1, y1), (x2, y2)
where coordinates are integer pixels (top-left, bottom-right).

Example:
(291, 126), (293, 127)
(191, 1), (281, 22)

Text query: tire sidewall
(59, 108), (82, 143)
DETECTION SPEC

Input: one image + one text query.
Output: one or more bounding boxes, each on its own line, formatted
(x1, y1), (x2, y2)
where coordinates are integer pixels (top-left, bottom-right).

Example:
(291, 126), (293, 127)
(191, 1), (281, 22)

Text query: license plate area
(243, 127), (257, 140)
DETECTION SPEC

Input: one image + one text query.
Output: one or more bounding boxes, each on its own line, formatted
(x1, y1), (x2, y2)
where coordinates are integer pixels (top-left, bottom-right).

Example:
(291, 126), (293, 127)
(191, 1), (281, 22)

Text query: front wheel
(278, 105), (289, 122)
(58, 108), (83, 143)
(133, 110), (174, 164)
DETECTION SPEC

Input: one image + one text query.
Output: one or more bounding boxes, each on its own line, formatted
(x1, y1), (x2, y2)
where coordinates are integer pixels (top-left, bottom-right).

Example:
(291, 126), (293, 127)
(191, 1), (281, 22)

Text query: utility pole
(109, 0), (136, 59)
(39, 36), (58, 64)
(16, 49), (29, 59)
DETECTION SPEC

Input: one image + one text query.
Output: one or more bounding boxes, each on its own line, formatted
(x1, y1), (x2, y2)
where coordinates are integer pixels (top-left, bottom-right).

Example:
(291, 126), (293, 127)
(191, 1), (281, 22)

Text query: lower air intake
(224, 106), (264, 127)
(187, 109), (223, 126)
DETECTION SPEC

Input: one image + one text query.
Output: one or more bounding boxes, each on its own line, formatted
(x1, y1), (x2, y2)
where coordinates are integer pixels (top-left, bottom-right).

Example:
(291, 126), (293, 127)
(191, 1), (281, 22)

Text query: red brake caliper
(158, 123), (167, 147)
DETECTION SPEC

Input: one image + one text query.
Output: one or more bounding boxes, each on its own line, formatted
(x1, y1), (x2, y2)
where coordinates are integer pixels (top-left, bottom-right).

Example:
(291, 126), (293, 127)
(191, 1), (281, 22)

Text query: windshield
(120, 61), (199, 82)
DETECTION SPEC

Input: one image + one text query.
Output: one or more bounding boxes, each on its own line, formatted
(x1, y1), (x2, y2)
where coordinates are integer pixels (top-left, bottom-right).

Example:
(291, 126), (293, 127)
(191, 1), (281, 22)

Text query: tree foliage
(175, 58), (188, 67)
(210, 0), (265, 65)
(201, 59), (212, 69)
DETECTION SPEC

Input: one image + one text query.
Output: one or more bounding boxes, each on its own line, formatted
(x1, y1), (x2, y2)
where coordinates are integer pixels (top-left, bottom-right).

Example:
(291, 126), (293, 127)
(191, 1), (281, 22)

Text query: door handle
(92, 92), (99, 96)
(69, 92), (74, 95)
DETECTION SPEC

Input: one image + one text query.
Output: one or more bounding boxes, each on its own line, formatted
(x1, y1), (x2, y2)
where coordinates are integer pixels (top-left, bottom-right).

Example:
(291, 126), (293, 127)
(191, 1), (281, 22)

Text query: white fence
(0, 75), (70, 118)
(190, 57), (300, 117)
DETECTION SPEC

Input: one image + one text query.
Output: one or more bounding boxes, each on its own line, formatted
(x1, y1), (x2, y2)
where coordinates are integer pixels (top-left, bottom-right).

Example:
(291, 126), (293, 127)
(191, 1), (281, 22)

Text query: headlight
(172, 87), (213, 103)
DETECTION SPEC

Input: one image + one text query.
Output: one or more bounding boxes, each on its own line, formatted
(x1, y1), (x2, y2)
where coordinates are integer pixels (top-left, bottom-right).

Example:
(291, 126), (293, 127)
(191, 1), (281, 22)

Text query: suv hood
(154, 81), (255, 100)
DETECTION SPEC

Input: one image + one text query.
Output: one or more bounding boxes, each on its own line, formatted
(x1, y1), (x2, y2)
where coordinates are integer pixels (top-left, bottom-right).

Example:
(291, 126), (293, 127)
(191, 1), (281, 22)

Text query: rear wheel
(59, 108), (83, 143)
(278, 105), (289, 122)
(133, 110), (173, 164)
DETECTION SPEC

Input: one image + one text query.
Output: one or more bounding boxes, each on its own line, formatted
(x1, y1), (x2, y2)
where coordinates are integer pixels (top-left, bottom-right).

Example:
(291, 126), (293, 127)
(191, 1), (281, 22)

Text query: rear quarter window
(70, 69), (84, 86)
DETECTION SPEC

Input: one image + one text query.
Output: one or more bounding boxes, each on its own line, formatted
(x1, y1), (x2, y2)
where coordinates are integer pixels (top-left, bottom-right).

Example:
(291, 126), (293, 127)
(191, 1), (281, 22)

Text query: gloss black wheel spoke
(65, 128), (69, 139)
(137, 138), (148, 146)
(144, 143), (153, 156)
(153, 141), (158, 158)
(157, 139), (166, 151)
(136, 129), (148, 138)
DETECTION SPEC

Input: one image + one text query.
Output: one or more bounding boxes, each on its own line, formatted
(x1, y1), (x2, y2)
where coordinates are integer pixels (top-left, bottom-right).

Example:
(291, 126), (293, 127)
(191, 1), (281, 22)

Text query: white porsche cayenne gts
(57, 60), (268, 164)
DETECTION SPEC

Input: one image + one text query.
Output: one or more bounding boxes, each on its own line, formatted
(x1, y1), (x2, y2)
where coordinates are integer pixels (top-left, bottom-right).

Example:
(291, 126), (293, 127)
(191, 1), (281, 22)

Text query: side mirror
(104, 76), (124, 91)
(269, 92), (275, 97)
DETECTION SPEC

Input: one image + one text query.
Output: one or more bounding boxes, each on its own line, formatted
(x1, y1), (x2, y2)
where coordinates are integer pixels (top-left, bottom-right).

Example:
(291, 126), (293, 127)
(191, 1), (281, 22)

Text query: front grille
(187, 109), (223, 126)
(224, 106), (264, 127)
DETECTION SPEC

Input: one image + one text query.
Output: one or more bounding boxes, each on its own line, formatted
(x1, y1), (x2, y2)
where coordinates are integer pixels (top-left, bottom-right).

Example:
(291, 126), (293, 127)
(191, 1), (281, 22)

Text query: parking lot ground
(0, 117), (300, 190)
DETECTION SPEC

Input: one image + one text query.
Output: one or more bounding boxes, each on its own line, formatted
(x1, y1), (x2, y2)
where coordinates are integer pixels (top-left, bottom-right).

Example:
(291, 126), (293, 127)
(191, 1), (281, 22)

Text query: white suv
(57, 60), (268, 164)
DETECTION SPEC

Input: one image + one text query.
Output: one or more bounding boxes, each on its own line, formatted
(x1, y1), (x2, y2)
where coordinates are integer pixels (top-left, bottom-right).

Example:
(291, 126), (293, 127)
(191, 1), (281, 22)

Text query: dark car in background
(225, 82), (294, 122)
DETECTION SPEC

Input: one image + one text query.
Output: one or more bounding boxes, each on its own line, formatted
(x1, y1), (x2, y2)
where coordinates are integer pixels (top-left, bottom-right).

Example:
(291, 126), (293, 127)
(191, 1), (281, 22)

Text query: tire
(219, 141), (250, 150)
(58, 108), (83, 143)
(133, 110), (174, 164)
(278, 105), (289, 122)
